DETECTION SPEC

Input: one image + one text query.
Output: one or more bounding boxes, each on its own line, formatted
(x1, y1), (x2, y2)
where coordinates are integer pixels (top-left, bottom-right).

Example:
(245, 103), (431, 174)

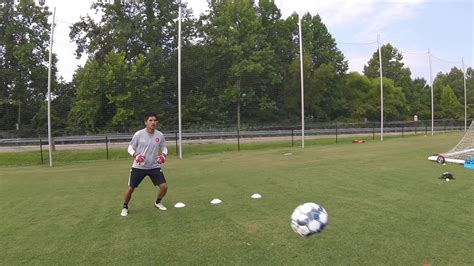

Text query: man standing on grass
(121, 112), (168, 217)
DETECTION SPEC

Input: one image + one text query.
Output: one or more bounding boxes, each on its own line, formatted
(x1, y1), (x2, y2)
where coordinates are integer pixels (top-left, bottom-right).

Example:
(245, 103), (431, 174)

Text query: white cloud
(184, 0), (208, 16)
(274, 0), (377, 23)
(359, 1), (425, 39)
(347, 56), (371, 74)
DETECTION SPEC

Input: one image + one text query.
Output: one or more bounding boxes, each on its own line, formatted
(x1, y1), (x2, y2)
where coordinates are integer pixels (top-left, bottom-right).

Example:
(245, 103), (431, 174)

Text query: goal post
(428, 121), (474, 166)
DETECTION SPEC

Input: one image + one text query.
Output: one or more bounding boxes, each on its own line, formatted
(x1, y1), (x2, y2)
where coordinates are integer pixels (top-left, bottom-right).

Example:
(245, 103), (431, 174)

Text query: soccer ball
(291, 202), (328, 237)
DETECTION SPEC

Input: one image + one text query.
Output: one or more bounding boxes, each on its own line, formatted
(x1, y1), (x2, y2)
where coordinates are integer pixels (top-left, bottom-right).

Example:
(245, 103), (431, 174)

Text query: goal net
(428, 121), (474, 165)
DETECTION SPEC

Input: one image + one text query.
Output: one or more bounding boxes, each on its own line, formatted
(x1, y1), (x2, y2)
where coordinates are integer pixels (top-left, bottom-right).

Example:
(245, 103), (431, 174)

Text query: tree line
(1, 0), (472, 137)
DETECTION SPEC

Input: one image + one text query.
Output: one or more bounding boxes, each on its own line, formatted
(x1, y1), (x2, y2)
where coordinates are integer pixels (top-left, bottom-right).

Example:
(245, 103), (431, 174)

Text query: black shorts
(128, 167), (166, 188)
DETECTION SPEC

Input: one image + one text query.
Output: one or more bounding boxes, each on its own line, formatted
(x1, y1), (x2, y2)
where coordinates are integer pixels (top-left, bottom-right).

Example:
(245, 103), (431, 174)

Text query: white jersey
(129, 128), (167, 169)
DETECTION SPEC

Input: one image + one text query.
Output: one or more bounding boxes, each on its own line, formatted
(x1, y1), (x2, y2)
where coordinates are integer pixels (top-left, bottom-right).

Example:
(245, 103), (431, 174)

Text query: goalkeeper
(121, 112), (168, 217)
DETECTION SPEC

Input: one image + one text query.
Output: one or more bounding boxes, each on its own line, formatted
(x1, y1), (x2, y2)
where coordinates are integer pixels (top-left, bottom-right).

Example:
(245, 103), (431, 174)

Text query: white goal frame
(428, 121), (474, 165)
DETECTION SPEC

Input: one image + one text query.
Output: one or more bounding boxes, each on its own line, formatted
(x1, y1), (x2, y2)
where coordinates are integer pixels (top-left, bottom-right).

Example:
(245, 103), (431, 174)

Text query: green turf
(0, 134), (472, 264)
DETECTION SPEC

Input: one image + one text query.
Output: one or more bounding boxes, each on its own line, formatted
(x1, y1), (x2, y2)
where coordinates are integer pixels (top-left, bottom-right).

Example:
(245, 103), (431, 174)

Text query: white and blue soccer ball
(291, 202), (328, 237)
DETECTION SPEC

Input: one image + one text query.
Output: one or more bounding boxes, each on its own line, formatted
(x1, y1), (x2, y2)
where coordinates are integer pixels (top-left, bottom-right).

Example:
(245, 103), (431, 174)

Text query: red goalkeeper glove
(134, 153), (145, 164)
(157, 154), (166, 164)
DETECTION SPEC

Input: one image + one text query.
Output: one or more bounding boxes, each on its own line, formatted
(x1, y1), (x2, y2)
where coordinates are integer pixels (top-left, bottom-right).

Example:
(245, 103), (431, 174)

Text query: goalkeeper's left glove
(157, 154), (167, 164)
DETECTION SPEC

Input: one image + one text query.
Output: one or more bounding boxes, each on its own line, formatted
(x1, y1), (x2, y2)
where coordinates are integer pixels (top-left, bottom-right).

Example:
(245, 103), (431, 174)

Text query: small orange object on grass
(352, 139), (366, 143)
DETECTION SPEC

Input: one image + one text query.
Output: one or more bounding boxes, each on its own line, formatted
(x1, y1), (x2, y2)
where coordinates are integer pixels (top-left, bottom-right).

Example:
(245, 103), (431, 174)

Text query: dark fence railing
(0, 119), (471, 164)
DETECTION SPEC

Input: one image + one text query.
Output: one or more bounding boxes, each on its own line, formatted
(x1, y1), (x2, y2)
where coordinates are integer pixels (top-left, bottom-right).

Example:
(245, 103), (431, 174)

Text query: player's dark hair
(144, 112), (157, 121)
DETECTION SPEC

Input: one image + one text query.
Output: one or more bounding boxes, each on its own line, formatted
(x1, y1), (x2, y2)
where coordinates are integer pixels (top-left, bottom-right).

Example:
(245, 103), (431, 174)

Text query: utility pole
(378, 34), (384, 141)
(462, 57), (467, 132)
(177, 0), (182, 158)
(47, 7), (55, 167)
(428, 49), (434, 136)
(299, 16), (305, 148)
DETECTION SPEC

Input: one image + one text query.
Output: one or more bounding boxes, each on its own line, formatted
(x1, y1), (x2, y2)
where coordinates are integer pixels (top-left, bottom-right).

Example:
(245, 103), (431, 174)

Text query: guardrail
(0, 125), (465, 147)
(0, 124), (467, 164)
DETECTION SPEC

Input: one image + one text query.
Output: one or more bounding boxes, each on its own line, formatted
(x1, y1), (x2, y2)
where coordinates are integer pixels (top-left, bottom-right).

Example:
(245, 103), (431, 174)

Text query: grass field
(1, 134), (473, 265)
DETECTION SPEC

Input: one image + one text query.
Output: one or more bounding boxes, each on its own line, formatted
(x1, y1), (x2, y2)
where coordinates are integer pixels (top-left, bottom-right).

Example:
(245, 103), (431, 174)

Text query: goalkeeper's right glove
(134, 153), (145, 164)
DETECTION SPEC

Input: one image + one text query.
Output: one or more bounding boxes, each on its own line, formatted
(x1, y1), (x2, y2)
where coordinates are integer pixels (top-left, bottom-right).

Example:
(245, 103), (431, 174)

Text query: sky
(41, 0), (473, 83)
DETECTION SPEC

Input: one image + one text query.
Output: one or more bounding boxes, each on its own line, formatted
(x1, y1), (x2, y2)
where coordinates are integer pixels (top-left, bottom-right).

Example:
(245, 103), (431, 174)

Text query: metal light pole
(177, 1), (182, 158)
(47, 7), (56, 167)
(298, 16), (305, 148)
(462, 57), (467, 132)
(377, 34), (384, 141)
(428, 49), (434, 136)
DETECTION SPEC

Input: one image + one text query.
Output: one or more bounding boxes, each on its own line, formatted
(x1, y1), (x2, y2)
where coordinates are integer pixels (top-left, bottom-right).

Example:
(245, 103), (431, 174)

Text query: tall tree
(179, 44), (229, 126)
(364, 78), (407, 122)
(300, 13), (348, 75)
(434, 67), (469, 116)
(409, 78), (431, 120)
(307, 63), (337, 121)
(437, 85), (464, 120)
(255, 0), (294, 122)
(69, 0), (191, 62)
(293, 13), (348, 121)
(31, 79), (76, 136)
(363, 43), (412, 88)
(69, 0), (195, 129)
(200, 0), (281, 125)
(69, 52), (163, 133)
(445, 67), (465, 100)
(343, 72), (372, 121)
(363, 43), (412, 119)
(0, 0), (54, 135)
(466, 67), (474, 119)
